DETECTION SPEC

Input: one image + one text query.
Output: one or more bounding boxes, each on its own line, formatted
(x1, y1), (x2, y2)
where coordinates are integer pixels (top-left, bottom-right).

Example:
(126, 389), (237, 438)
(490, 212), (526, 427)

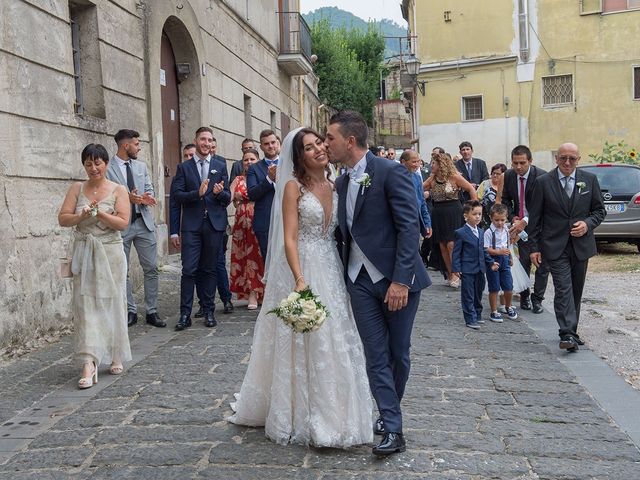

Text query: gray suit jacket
(106, 156), (155, 232)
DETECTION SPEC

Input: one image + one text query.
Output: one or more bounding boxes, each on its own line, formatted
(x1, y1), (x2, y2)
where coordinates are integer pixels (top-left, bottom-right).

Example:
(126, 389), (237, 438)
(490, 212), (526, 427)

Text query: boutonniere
(356, 173), (371, 195)
(210, 169), (217, 175)
(576, 181), (586, 193)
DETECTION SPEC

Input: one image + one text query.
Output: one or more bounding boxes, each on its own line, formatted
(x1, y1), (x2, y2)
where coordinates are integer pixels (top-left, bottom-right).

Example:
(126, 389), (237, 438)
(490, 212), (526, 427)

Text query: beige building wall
(0, 0), (317, 346)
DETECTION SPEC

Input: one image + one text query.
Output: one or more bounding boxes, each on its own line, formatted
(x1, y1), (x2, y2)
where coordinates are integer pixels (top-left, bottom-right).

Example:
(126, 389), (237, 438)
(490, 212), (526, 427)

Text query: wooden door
(160, 32), (181, 254)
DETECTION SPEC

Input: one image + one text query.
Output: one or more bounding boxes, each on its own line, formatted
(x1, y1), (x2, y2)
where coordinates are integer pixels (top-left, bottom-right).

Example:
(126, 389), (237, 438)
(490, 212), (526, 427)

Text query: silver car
(578, 164), (640, 251)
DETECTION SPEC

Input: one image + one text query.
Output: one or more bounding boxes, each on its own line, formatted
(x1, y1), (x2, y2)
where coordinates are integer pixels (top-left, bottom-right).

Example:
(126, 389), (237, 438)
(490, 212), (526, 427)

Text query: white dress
(228, 189), (373, 447)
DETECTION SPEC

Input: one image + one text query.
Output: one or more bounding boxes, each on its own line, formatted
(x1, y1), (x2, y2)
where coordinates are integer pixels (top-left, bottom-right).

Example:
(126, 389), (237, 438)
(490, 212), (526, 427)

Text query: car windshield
(580, 166), (640, 196)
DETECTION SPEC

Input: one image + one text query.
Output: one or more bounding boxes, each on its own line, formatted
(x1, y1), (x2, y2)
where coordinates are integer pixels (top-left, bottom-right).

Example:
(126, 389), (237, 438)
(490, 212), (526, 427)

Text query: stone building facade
(0, 0), (316, 345)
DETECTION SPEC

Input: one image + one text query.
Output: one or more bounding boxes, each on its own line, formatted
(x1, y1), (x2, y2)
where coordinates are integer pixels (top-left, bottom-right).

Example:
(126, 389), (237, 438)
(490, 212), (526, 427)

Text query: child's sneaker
(506, 306), (518, 320)
(498, 305), (508, 314)
(489, 312), (504, 323)
(466, 322), (481, 330)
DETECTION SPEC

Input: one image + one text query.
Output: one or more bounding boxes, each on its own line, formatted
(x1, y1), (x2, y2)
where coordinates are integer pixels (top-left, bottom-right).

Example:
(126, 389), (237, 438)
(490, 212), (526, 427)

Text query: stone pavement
(0, 261), (639, 479)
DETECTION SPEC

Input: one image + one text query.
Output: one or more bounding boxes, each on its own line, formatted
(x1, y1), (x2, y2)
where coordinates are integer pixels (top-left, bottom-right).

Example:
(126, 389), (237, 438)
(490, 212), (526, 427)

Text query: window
(462, 95), (483, 121)
(244, 95), (252, 137)
(542, 74), (573, 106)
(634, 66), (640, 100)
(603, 0), (640, 12)
(69, 1), (105, 118)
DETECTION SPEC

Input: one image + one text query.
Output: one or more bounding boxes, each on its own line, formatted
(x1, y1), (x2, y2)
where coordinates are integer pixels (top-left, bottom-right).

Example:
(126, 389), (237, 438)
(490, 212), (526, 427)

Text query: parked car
(578, 163), (640, 252)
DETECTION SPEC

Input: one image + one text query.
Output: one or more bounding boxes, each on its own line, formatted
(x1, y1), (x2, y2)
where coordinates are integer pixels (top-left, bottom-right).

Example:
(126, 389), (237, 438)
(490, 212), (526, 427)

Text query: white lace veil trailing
(262, 127), (304, 285)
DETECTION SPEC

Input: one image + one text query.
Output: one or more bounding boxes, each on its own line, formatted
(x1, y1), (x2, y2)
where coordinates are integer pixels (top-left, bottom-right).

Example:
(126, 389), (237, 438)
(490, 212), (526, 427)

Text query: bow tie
(266, 159), (278, 166)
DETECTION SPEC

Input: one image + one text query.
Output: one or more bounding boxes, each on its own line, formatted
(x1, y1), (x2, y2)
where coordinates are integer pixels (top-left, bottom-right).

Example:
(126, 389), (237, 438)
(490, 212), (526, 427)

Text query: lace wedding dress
(228, 188), (373, 447)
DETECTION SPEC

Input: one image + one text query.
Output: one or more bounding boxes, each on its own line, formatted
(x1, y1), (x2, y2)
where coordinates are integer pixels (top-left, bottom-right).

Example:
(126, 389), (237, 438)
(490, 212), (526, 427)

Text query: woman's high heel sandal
(78, 362), (98, 389)
(109, 363), (124, 375)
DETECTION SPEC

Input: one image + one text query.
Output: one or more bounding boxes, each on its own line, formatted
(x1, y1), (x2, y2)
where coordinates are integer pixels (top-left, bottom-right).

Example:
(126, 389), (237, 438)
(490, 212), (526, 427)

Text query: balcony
(278, 12), (314, 76)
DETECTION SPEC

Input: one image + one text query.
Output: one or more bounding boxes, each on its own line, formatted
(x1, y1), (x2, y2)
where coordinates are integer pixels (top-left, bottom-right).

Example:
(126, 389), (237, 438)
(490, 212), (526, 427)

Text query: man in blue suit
(400, 149), (432, 239)
(327, 110), (431, 456)
(170, 127), (231, 331)
(247, 129), (280, 259)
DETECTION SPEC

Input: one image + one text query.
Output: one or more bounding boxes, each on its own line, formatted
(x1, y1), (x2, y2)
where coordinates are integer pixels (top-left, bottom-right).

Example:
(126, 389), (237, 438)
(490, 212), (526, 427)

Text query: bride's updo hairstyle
(291, 128), (333, 189)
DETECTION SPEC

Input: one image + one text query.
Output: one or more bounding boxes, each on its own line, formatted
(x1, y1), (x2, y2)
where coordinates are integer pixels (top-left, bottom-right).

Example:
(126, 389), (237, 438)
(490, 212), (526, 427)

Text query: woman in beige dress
(58, 144), (132, 388)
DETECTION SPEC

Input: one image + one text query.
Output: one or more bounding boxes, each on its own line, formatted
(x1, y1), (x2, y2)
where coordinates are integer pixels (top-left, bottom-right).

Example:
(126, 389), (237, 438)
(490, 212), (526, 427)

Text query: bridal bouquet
(269, 287), (328, 333)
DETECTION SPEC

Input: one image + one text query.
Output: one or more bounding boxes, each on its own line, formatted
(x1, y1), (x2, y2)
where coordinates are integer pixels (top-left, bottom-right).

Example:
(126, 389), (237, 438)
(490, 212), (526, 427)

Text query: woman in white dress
(228, 127), (373, 447)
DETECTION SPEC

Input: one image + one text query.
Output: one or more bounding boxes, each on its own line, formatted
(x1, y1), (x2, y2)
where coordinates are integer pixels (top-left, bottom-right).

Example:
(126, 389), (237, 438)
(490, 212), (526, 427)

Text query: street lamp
(405, 54), (425, 96)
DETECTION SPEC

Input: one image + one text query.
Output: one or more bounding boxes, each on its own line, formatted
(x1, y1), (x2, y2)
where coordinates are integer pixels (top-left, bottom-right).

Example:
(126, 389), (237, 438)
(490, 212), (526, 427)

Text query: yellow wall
(421, 63), (526, 125)
(409, 0), (640, 160)
(415, 0), (515, 62)
(529, 2), (640, 157)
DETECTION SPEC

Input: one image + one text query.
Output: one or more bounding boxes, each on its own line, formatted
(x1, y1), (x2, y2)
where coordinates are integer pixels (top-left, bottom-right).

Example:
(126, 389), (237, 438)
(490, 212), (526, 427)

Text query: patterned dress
(229, 175), (265, 302)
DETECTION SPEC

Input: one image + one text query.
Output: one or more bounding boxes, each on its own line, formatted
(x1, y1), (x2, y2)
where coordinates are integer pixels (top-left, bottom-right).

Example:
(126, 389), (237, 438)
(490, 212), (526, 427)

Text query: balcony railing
(278, 11), (313, 76)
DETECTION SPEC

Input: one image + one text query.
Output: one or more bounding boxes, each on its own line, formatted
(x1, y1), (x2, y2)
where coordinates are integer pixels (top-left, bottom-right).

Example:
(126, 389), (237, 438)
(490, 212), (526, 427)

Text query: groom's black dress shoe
(374, 417), (385, 436)
(194, 307), (204, 318)
(372, 432), (406, 456)
(175, 315), (191, 331)
(520, 297), (532, 310)
(127, 312), (138, 327)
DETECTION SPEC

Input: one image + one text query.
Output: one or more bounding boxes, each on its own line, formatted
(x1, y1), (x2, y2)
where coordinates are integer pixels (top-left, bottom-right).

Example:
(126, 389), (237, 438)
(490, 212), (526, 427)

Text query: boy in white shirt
(484, 204), (517, 321)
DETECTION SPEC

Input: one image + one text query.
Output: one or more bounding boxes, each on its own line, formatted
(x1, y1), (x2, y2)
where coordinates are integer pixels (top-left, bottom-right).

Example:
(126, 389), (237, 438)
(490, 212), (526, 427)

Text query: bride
(227, 127), (373, 447)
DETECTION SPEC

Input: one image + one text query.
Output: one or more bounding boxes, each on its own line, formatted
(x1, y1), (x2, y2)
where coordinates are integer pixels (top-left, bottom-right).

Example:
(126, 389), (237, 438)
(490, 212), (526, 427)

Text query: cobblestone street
(0, 261), (639, 479)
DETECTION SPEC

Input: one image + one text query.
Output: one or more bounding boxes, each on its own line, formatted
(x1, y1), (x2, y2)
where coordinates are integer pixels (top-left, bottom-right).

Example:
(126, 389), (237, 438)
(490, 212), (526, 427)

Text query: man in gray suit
(528, 143), (605, 352)
(107, 129), (165, 328)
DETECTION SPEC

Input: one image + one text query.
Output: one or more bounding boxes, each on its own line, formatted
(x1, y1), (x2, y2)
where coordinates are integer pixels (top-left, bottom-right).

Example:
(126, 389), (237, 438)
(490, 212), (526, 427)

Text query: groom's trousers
(347, 268), (421, 434)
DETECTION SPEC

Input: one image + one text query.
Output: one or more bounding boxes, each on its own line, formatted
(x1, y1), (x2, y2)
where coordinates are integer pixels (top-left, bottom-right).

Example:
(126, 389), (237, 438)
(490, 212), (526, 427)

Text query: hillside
(302, 7), (408, 59)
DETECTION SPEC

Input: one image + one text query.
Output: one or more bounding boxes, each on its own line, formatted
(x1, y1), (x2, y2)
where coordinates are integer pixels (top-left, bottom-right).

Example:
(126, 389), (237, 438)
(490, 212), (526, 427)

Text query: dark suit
(336, 153), (431, 435)
(170, 156), (231, 316)
(455, 157), (489, 202)
(247, 159), (276, 259)
(500, 166), (549, 304)
(528, 168), (606, 340)
(452, 225), (494, 325)
(229, 159), (244, 185)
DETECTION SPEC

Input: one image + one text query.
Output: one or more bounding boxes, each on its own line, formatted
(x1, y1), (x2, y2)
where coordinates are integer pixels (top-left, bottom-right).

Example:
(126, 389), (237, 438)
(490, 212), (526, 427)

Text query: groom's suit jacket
(106, 157), (155, 233)
(336, 152), (431, 292)
(528, 167), (605, 262)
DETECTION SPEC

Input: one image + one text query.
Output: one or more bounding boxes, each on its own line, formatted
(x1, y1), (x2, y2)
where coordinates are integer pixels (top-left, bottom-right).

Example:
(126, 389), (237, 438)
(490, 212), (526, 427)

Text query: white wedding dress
(228, 187), (373, 447)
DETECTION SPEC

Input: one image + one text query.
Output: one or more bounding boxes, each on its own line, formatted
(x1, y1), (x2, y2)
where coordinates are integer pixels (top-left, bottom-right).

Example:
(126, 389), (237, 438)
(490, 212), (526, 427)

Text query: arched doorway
(160, 32), (181, 254)
(159, 16), (202, 254)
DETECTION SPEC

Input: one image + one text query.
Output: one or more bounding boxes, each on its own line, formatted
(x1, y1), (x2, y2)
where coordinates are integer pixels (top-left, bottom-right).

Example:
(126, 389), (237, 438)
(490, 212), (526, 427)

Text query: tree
(310, 20), (385, 125)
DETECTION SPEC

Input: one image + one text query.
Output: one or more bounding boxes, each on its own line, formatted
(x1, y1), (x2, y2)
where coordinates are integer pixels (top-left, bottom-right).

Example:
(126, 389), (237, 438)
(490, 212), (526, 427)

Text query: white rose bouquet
(268, 286), (329, 333)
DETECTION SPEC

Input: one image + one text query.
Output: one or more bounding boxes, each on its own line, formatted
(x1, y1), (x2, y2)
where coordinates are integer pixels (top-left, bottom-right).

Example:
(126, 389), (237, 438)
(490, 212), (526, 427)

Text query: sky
(300, 0), (407, 27)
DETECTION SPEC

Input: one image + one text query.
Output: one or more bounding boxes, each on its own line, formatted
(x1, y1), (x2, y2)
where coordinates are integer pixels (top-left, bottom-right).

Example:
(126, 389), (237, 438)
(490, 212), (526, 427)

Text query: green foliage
(310, 19), (385, 124)
(589, 140), (640, 165)
(303, 7), (407, 58)
(388, 86), (403, 100)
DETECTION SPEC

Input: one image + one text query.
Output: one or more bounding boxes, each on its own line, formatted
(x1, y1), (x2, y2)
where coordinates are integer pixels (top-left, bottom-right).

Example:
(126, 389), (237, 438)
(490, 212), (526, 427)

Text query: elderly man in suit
(455, 141), (489, 202)
(170, 127), (231, 331)
(107, 129), (165, 328)
(528, 143), (606, 352)
(328, 110), (431, 456)
(499, 145), (549, 313)
(247, 129), (280, 259)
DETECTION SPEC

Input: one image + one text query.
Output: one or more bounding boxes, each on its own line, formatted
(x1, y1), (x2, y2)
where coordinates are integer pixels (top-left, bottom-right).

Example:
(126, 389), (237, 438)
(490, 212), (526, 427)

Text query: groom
(327, 110), (431, 456)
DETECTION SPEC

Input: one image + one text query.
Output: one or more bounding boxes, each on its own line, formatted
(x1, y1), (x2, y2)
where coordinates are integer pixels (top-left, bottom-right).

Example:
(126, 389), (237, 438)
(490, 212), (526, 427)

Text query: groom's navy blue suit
(336, 152), (431, 434)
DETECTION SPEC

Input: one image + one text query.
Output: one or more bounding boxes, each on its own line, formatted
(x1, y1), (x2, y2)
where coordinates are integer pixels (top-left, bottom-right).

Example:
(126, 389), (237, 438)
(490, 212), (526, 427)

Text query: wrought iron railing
(278, 12), (312, 63)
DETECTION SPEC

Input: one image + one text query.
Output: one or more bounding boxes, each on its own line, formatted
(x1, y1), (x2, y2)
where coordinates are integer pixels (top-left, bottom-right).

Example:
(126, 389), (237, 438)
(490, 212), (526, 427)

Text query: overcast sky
(300, 0), (407, 27)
